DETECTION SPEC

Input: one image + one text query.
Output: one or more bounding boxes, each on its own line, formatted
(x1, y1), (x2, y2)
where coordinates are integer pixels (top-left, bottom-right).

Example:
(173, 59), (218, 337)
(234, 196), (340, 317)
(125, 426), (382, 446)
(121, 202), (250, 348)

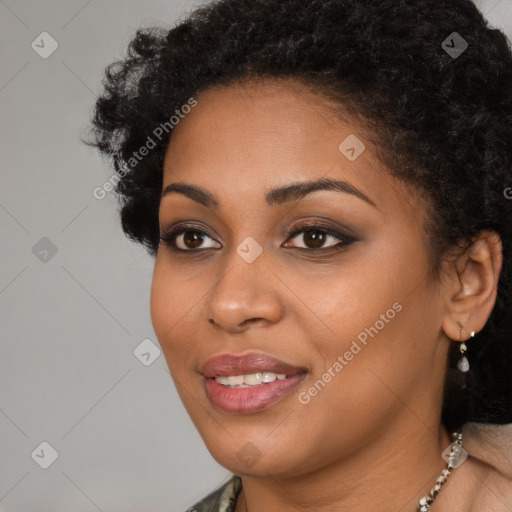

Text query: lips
(200, 352), (308, 414)
(201, 352), (306, 378)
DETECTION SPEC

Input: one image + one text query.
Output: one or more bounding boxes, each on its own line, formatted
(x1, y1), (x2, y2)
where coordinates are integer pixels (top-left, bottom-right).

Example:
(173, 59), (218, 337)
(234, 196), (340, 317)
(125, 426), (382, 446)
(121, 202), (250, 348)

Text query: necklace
(242, 432), (464, 512)
(416, 431), (464, 511)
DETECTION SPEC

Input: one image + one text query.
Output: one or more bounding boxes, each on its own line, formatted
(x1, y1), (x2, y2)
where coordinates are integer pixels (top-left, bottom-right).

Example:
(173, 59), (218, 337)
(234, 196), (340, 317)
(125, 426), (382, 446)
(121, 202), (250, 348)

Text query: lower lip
(205, 374), (307, 414)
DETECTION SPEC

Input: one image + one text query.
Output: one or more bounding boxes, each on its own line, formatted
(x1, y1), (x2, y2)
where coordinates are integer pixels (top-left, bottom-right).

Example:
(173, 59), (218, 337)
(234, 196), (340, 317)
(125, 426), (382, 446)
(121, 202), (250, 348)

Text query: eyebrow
(160, 177), (376, 209)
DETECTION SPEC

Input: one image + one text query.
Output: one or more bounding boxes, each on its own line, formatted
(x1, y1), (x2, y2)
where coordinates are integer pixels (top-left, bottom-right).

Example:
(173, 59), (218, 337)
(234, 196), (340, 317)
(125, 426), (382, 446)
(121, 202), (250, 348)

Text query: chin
(198, 428), (315, 478)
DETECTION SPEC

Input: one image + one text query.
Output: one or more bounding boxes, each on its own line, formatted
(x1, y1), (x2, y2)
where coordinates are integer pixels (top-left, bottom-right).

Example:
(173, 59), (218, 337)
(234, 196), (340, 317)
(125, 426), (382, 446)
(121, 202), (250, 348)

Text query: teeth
(215, 372), (288, 387)
(227, 375), (244, 386)
(244, 372), (263, 385)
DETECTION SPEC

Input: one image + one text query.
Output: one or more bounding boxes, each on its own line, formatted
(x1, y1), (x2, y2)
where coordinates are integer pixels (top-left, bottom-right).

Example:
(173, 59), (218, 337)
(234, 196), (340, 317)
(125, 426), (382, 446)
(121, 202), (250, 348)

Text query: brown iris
(183, 231), (204, 249)
(302, 230), (326, 249)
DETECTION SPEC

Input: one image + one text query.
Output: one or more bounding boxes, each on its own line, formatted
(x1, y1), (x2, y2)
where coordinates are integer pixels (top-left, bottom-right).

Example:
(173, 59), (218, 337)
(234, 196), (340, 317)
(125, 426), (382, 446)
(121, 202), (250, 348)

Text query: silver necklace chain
(417, 431), (464, 511)
(242, 431), (464, 512)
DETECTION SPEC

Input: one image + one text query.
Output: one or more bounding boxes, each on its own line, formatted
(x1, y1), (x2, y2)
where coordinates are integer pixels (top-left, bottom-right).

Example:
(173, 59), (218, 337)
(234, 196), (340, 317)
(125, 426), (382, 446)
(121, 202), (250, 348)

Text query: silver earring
(457, 330), (475, 373)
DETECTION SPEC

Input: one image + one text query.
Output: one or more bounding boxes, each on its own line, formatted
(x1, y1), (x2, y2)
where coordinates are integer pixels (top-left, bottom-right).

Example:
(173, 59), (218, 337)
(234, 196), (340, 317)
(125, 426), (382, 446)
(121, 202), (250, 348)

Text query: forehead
(167, 83), (359, 175)
(161, 79), (419, 218)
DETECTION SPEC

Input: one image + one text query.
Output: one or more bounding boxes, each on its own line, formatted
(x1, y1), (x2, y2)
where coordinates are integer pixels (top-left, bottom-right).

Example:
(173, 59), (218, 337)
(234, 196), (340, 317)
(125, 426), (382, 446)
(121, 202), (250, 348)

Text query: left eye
(284, 227), (353, 250)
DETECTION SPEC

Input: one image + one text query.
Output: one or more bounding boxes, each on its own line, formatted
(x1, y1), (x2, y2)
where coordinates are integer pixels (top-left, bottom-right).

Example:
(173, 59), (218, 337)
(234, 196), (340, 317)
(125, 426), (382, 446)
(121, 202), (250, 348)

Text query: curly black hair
(85, 0), (512, 430)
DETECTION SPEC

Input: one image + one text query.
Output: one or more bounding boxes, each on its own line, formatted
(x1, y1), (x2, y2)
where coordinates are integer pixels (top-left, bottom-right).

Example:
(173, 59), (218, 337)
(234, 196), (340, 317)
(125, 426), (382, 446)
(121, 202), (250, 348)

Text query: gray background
(1, 1), (511, 511)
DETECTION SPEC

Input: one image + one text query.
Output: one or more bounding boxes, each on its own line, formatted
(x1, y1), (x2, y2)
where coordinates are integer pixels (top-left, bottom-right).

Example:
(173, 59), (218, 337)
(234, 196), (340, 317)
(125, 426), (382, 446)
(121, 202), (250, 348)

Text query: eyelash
(283, 221), (356, 250)
(159, 221), (356, 252)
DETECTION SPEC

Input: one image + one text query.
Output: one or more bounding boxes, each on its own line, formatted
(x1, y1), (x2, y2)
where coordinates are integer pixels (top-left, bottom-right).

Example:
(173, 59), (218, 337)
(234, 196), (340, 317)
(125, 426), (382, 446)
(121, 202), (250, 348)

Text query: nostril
(241, 318), (263, 326)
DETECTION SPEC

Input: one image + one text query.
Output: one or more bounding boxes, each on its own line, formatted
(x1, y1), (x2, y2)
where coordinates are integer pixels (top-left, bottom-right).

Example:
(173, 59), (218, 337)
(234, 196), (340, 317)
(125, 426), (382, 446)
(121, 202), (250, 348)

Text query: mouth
(213, 371), (288, 388)
(201, 352), (308, 414)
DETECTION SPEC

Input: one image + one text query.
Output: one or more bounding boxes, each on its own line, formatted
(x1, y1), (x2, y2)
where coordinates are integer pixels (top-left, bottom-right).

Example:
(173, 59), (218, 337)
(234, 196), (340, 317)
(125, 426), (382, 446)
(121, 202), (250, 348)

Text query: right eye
(159, 227), (222, 251)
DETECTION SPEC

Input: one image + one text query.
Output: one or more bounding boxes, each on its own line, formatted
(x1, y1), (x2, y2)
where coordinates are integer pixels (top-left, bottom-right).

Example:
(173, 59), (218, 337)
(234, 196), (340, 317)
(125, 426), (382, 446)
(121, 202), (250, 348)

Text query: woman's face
(151, 80), (450, 477)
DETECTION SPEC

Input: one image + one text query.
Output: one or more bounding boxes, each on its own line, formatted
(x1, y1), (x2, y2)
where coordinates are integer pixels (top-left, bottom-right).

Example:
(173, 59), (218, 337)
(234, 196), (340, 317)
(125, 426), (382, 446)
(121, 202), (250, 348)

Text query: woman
(86, 0), (512, 510)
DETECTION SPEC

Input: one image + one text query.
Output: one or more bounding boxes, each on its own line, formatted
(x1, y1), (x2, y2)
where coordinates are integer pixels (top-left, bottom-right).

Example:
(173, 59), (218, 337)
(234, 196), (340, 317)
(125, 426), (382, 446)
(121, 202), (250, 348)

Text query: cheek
(149, 259), (171, 343)
(302, 289), (440, 432)
(290, 251), (401, 345)
(149, 258), (197, 368)
(295, 250), (435, 417)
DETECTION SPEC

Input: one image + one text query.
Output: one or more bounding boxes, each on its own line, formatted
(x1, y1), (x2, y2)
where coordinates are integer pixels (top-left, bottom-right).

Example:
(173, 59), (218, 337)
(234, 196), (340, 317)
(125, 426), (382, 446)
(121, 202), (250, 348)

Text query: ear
(441, 230), (503, 341)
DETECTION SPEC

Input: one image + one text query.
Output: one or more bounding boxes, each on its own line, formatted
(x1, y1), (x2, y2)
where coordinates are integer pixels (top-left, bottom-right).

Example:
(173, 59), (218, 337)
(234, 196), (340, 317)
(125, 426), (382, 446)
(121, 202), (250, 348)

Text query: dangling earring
(457, 330), (475, 373)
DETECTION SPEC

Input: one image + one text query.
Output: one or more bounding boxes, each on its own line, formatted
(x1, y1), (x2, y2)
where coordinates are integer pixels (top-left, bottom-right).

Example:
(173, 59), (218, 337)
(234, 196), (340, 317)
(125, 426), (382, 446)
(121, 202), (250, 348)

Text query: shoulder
(462, 422), (512, 511)
(185, 475), (242, 512)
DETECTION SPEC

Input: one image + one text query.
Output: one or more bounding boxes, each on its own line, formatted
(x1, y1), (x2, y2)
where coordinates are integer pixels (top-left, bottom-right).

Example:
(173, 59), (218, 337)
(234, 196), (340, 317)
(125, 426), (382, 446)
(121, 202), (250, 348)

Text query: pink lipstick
(201, 352), (307, 414)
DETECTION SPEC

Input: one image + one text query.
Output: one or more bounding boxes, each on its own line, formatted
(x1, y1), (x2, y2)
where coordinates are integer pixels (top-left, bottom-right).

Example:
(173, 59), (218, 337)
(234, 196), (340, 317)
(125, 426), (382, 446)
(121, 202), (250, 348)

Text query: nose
(205, 250), (285, 333)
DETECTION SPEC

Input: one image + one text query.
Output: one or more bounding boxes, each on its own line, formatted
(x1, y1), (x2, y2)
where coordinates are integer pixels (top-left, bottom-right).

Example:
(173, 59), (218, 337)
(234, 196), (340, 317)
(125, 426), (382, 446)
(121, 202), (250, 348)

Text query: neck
(236, 423), (452, 512)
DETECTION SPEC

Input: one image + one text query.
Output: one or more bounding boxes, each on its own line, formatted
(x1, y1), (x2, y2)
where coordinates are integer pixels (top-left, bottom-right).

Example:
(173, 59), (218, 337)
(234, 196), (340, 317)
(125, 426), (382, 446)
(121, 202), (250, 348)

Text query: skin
(150, 79), (502, 511)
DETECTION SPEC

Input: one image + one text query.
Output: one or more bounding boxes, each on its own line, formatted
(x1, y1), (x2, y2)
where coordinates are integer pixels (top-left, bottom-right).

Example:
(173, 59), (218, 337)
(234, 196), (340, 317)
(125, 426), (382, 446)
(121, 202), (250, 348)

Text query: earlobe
(441, 230), (502, 342)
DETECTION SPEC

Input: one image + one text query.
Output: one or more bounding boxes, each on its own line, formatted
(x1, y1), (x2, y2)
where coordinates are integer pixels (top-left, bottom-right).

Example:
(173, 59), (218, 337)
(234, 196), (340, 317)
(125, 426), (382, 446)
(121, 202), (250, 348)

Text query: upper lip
(201, 352), (307, 378)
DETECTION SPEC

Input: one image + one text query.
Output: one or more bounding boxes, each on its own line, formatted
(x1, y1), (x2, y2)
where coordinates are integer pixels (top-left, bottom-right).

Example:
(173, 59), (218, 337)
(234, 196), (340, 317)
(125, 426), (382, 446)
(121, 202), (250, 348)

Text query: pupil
(304, 231), (325, 248)
(184, 231), (203, 248)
